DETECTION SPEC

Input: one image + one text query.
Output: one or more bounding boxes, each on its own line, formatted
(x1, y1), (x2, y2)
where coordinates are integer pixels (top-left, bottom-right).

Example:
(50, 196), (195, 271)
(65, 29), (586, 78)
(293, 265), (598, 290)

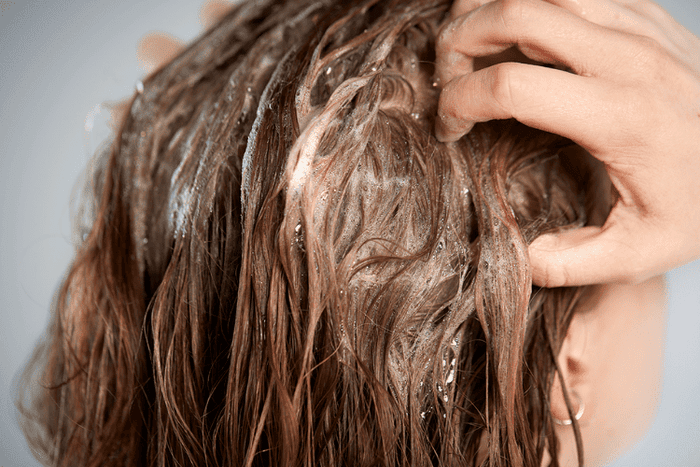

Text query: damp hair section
(17, 1), (609, 466)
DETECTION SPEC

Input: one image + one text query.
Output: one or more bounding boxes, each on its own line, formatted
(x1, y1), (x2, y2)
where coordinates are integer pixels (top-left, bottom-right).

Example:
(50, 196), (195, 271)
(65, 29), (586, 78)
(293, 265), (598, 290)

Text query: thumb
(137, 32), (185, 74)
(200, 1), (234, 31)
(529, 220), (654, 287)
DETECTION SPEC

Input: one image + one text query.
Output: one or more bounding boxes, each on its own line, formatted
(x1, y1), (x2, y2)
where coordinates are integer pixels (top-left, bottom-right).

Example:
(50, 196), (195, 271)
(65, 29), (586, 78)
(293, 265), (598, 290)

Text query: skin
(105, 1), (233, 129)
(435, 0), (700, 287)
(125, 0), (700, 287)
(109, 2), (672, 464)
(550, 276), (667, 466)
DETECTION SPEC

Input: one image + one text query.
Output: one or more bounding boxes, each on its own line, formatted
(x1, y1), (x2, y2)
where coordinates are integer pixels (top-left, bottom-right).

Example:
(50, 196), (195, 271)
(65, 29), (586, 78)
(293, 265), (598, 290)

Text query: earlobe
(550, 364), (588, 426)
(551, 382), (585, 426)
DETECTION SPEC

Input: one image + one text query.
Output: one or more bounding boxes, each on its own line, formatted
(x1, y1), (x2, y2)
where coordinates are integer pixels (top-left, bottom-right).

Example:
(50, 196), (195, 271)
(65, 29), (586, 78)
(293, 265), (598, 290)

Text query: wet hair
(18, 0), (610, 466)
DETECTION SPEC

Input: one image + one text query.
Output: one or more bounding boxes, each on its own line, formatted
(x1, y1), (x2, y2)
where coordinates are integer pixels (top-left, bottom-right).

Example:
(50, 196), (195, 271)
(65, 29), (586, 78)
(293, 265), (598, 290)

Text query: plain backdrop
(1, 1), (698, 466)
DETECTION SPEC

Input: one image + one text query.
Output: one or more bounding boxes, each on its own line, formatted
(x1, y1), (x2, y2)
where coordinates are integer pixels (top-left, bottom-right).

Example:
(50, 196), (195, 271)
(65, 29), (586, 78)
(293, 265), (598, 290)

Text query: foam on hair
(18, 0), (608, 466)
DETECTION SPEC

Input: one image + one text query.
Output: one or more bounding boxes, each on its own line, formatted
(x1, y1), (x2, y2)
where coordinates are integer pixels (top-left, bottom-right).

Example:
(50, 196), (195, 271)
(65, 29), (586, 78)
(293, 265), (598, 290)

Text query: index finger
(435, 62), (629, 153)
(435, 0), (634, 87)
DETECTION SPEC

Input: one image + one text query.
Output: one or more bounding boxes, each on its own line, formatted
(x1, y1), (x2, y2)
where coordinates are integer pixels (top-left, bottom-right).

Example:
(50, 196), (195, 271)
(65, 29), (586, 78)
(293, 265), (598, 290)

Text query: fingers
(199, 1), (234, 31)
(615, 0), (684, 27)
(137, 32), (185, 74)
(453, 0), (691, 55)
(434, 0), (679, 144)
(528, 219), (658, 286)
(436, 62), (623, 147)
(435, 0), (632, 89)
(543, 0), (686, 60)
(438, 0), (699, 94)
(449, 0), (492, 18)
(136, 2), (235, 75)
(97, 3), (236, 133)
(439, 0), (700, 287)
(106, 100), (130, 131)
(530, 194), (700, 286)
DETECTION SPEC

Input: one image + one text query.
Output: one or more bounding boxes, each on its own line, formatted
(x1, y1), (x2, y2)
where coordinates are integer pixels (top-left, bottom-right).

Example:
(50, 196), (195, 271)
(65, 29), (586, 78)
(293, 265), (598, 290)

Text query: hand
(435, 0), (700, 286)
(104, 1), (234, 130)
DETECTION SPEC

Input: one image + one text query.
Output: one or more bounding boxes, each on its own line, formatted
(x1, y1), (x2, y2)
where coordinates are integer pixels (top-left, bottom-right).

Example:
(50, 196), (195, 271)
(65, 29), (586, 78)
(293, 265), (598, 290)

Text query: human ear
(547, 290), (602, 467)
(550, 305), (593, 428)
(548, 279), (667, 467)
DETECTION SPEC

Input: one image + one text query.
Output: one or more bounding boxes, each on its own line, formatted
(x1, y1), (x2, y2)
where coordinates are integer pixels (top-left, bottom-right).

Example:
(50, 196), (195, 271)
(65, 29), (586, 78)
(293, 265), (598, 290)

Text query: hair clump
(18, 1), (606, 466)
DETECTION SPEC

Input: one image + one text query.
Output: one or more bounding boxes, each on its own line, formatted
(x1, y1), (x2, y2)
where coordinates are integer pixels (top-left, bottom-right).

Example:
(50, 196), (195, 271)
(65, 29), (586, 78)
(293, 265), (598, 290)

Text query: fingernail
(435, 115), (471, 142)
(434, 119), (453, 142)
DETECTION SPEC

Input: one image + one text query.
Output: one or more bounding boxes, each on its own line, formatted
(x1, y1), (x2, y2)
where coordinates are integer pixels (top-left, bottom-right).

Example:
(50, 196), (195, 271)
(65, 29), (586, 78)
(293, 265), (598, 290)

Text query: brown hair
(18, 0), (609, 465)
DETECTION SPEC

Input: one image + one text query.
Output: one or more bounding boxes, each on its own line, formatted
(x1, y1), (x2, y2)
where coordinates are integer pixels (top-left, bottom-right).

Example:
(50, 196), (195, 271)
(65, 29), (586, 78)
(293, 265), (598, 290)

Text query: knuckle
(451, 0), (486, 17)
(499, 0), (530, 33)
(437, 83), (466, 126)
(436, 17), (463, 56)
(630, 35), (669, 73)
(619, 86), (647, 121)
(489, 63), (521, 116)
(436, 23), (452, 53)
(614, 86), (660, 147)
(536, 255), (567, 288)
(616, 256), (649, 284)
(438, 87), (459, 120)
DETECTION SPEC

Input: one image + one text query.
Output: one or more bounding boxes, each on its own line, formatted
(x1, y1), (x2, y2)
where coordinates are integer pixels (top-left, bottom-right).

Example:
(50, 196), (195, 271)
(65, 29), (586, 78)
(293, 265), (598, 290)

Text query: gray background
(1, 1), (698, 465)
